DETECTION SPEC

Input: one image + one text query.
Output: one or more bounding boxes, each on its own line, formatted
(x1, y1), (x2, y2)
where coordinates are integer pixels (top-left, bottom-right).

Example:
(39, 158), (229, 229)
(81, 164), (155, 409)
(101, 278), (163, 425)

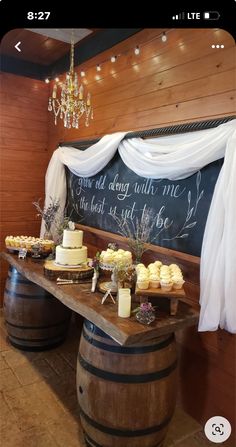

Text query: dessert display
(136, 261), (185, 292)
(55, 229), (88, 266)
(98, 245), (133, 293)
(99, 247), (132, 268)
(5, 235), (54, 253)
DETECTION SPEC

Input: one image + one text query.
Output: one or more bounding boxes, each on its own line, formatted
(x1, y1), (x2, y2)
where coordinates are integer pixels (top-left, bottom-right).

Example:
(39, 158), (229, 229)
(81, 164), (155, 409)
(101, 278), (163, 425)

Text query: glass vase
(135, 309), (155, 325)
(43, 228), (53, 241)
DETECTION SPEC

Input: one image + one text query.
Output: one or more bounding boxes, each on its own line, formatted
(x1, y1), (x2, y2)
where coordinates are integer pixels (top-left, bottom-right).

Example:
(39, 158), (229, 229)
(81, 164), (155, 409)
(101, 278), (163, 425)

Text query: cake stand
(98, 260), (133, 293)
(98, 262), (118, 293)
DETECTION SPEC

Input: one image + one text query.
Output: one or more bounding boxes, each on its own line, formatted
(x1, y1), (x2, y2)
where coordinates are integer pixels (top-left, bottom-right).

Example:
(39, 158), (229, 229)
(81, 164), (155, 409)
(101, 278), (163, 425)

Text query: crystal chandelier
(48, 37), (93, 129)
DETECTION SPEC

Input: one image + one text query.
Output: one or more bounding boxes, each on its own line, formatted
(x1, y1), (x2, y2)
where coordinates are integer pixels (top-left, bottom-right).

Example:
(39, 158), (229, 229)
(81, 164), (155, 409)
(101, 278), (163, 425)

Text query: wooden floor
(0, 310), (234, 447)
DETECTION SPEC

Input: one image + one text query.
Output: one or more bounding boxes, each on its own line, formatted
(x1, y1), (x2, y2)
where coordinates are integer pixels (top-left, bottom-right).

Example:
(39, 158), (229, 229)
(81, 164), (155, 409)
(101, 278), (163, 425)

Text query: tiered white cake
(55, 229), (87, 266)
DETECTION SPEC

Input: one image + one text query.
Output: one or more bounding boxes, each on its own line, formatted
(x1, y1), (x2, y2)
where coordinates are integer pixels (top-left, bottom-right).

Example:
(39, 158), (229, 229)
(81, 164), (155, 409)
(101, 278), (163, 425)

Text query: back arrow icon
(15, 41), (21, 52)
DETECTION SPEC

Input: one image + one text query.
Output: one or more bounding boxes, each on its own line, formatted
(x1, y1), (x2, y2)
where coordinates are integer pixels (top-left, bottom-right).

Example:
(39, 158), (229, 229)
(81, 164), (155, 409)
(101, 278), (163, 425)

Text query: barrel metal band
(78, 353), (177, 383)
(80, 407), (172, 437)
(84, 432), (164, 447)
(7, 275), (31, 284)
(5, 318), (70, 330)
(9, 332), (66, 342)
(4, 288), (51, 300)
(82, 327), (174, 354)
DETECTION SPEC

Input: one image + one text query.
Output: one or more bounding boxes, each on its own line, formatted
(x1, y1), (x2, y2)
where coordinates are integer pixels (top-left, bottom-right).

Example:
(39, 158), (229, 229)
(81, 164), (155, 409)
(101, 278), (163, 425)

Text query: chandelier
(48, 38), (93, 129)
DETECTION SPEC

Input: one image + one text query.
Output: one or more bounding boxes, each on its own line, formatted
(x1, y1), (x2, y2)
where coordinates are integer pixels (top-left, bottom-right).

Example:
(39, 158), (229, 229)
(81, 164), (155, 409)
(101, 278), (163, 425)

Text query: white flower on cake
(68, 221), (75, 230)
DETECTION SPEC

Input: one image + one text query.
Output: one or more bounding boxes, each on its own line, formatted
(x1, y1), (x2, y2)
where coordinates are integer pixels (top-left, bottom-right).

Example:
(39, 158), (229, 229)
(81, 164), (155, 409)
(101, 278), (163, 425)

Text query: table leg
(170, 298), (178, 316)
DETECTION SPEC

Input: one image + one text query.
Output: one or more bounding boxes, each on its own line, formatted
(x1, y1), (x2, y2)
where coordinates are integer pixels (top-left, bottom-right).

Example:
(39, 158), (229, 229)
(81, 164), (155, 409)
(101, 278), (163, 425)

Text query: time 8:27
(27, 12), (51, 20)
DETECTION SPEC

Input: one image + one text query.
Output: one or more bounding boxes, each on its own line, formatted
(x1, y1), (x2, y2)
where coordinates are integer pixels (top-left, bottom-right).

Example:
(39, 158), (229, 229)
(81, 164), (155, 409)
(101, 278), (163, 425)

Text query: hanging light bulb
(110, 55), (116, 63)
(45, 78), (50, 84)
(161, 32), (167, 42)
(96, 64), (101, 72)
(80, 70), (86, 77)
(134, 46), (140, 55)
(54, 77), (59, 82)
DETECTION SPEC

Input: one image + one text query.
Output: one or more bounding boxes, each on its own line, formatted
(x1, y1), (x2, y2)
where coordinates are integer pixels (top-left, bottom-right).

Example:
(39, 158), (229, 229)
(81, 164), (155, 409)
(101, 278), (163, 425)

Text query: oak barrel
(3, 267), (72, 351)
(77, 319), (177, 447)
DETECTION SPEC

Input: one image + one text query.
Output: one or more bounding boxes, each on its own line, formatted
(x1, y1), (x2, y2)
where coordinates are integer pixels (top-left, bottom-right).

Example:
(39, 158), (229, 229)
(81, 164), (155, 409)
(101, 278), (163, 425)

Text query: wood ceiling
(0, 29), (99, 65)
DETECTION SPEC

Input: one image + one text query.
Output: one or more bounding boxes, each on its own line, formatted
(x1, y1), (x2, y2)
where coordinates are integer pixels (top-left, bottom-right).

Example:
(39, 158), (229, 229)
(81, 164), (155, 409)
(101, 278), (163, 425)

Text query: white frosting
(62, 229), (83, 248)
(55, 245), (87, 265)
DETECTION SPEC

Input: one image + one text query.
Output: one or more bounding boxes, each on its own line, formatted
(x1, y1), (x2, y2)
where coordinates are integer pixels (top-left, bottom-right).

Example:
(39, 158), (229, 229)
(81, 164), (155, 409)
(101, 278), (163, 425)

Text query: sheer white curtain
(42, 119), (236, 333)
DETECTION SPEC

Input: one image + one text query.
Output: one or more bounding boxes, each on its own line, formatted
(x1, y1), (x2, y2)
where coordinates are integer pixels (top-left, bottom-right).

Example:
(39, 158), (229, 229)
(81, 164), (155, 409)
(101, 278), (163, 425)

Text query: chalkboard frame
(62, 115), (235, 260)
(60, 115), (236, 149)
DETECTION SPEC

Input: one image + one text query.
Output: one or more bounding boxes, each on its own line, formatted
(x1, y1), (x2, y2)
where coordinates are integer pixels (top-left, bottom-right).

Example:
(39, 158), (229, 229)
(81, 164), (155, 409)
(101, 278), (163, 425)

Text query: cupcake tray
(6, 246), (51, 258)
(135, 284), (185, 297)
(135, 284), (186, 316)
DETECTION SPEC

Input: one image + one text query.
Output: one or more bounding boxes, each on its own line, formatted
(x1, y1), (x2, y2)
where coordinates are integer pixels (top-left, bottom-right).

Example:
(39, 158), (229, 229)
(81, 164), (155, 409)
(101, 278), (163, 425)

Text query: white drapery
(42, 119), (236, 333)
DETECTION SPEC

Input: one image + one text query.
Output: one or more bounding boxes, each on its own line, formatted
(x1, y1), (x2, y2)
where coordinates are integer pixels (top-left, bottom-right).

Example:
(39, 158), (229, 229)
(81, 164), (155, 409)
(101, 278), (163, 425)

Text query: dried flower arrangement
(111, 208), (157, 262)
(32, 197), (60, 236)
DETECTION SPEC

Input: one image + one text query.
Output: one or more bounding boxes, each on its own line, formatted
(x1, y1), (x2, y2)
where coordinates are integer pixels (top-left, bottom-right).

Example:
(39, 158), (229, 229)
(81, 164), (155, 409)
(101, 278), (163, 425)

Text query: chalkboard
(66, 153), (223, 257)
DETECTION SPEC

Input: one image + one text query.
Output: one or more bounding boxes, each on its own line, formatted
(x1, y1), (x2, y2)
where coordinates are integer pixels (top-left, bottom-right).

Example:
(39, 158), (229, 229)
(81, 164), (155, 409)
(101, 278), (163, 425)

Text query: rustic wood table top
(1, 252), (199, 346)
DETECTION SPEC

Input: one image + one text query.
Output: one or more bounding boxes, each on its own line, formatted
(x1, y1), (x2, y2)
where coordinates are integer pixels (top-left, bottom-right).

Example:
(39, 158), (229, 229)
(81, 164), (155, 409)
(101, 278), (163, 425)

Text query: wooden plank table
(1, 251), (200, 447)
(1, 252), (199, 346)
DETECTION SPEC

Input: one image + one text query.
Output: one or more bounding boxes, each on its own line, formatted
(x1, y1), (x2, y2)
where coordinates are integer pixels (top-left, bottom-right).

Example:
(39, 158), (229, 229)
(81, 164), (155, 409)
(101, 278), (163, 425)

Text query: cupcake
(147, 263), (156, 270)
(5, 236), (10, 246)
(172, 275), (185, 290)
(137, 274), (149, 290)
(160, 278), (173, 292)
(103, 253), (114, 264)
(136, 263), (145, 270)
(154, 260), (162, 268)
(149, 273), (160, 288)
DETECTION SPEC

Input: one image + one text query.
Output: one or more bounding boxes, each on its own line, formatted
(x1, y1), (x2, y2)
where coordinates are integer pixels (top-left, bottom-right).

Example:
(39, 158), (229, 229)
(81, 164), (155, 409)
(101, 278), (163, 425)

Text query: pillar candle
(118, 289), (131, 318)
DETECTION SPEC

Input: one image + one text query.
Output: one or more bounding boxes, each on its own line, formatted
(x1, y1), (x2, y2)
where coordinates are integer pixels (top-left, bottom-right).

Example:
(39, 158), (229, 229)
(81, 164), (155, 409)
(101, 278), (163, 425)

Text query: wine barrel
(3, 267), (71, 351)
(77, 319), (177, 447)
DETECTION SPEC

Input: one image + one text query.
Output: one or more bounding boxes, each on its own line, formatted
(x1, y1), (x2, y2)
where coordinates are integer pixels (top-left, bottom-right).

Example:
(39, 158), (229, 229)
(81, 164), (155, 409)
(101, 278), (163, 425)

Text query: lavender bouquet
(32, 197), (60, 236)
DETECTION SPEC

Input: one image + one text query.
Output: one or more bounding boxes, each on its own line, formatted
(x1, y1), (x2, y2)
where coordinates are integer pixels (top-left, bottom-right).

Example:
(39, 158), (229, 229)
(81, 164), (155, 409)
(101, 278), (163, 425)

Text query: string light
(51, 32), (169, 82)
(161, 32), (167, 42)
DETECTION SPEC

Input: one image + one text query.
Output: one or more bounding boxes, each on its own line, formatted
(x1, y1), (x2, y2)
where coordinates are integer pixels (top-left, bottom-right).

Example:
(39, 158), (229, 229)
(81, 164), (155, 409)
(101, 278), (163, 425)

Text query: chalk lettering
(108, 173), (131, 200)
(79, 196), (89, 211)
(109, 205), (117, 216)
(95, 175), (107, 190)
(162, 184), (186, 198)
(90, 196), (106, 214)
(121, 202), (138, 221)
(133, 179), (159, 196)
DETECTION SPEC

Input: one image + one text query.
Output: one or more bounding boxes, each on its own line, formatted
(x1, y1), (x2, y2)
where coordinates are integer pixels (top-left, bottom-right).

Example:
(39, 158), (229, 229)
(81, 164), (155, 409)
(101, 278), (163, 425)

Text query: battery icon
(204, 11), (220, 20)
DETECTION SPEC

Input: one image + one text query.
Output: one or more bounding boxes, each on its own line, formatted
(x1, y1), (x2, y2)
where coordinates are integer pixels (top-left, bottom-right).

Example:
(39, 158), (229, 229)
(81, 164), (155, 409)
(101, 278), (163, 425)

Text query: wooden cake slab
(44, 260), (94, 280)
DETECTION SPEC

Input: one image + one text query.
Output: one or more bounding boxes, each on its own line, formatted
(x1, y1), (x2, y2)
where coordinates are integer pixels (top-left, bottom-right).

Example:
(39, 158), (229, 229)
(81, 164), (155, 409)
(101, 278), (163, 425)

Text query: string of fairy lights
(44, 31), (168, 84)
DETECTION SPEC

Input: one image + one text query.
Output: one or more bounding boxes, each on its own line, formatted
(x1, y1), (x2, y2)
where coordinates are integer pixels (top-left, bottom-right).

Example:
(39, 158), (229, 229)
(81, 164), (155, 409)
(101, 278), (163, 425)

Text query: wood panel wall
(0, 73), (50, 299)
(0, 28), (235, 439)
(48, 28), (235, 150)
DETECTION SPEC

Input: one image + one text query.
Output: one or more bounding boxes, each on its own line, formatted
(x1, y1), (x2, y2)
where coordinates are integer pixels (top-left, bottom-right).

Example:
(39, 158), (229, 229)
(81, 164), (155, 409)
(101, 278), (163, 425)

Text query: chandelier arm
(48, 30), (92, 129)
